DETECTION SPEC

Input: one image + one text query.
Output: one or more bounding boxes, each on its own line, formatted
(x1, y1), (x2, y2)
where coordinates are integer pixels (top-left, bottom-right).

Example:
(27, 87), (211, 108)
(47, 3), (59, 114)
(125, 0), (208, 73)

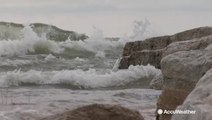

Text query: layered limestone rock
(40, 104), (144, 120)
(119, 27), (212, 69)
(171, 69), (212, 120)
(119, 49), (163, 69)
(0, 22), (88, 41)
(157, 50), (212, 120)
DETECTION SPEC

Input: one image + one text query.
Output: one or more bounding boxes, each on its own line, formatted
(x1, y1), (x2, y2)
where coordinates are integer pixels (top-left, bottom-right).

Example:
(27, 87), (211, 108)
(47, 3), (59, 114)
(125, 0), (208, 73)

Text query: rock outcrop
(0, 22), (88, 41)
(157, 49), (212, 120)
(171, 69), (212, 120)
(119, 27), (212, 69)
(40, 104), (144, 120)
(119, 26), (212, 120)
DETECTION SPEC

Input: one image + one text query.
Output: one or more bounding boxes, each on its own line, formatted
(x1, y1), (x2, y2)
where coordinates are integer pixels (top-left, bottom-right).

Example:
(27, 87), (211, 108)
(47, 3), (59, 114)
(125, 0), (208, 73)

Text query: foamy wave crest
(0, 65), (161, 88)
(0, 20), (157, 58)
(60, 28), (124, 58)
(0, 25), (62, 56)
(0, 59), (33, 66)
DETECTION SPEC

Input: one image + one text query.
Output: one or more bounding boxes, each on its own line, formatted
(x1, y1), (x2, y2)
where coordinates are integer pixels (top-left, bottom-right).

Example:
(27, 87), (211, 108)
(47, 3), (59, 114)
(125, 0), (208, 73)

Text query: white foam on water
(0, 25), (62, 56)
(74, 57), (86, 62)
(112, 58), (121, 72)
(0, 59), (33, 66)
(0, 19), (157, 58)
(0, 65), (161, 88)
(61, 20), (157, 56)
(44, 54), (57, 61)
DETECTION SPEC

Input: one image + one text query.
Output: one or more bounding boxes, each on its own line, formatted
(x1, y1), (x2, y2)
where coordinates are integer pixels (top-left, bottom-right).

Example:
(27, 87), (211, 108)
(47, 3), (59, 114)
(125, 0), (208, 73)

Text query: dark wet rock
(40, 104), (144, 120)
(119, 27), (212, 69)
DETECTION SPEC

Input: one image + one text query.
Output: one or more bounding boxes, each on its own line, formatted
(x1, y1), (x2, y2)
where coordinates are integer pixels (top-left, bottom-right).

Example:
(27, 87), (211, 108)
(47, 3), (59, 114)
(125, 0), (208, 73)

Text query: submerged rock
(119, 27), (212, 69)
(149, 73), (164, 90)
(0, 22), (88, 41)
(40, 104), (144, 120)
(171, 69), (212, 120)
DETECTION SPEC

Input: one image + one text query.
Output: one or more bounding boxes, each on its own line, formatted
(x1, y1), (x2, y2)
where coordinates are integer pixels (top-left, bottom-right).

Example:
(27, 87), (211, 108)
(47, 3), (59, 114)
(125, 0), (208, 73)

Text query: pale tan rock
(157, 50), (212, 120)
(163, 35), (212, 57)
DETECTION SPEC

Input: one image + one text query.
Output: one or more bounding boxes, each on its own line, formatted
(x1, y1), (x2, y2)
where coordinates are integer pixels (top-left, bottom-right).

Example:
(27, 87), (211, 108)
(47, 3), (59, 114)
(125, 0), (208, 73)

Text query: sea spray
(0, 25), (61, 56)
(0, 19), (157, 58)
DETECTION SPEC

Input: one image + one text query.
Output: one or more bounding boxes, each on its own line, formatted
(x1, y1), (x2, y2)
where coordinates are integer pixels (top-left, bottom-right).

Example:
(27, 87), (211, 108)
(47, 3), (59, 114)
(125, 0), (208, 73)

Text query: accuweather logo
(157, 109), (196, 115)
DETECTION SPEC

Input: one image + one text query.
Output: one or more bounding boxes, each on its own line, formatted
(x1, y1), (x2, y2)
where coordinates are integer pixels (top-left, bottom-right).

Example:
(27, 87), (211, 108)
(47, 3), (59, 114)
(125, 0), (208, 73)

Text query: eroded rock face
(157, 50), (212, 120)
(0, 22), (88, 41)
(40, 104), (144, 120)
(119, 27), (212, 69)
(120, 49), (163, 69)
(171, 69), (212, 120)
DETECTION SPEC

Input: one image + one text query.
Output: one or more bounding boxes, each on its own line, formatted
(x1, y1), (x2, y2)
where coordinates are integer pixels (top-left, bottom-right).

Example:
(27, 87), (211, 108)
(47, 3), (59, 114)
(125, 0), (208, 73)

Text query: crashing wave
(0, 22), (88, 41)
(0, 65), (161, 89)
(0, 20), (157, 58)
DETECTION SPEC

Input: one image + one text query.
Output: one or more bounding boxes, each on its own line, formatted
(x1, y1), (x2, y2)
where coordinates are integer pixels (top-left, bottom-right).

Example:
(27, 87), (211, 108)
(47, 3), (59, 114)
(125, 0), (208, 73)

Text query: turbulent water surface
(0, 23), (161, 120)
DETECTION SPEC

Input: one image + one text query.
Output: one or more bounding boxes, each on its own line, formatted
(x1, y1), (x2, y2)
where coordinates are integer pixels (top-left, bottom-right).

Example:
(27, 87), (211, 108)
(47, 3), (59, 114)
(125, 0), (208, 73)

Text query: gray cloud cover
(0, 0), (212, 36)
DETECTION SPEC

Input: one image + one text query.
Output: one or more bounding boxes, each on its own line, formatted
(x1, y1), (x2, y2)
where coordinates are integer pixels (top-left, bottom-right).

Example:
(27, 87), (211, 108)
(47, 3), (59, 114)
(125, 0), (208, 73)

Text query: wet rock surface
(40, 104), (144, 120)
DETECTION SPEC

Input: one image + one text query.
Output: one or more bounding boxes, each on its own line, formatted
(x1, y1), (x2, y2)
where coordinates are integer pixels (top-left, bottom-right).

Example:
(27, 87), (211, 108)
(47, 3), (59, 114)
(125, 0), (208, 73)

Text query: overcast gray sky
(0, 0), (212, 37)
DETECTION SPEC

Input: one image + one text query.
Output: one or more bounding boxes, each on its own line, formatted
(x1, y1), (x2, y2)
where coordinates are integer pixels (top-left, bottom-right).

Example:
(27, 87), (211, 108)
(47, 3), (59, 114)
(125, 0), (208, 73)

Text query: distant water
(0, 22), (161, 120)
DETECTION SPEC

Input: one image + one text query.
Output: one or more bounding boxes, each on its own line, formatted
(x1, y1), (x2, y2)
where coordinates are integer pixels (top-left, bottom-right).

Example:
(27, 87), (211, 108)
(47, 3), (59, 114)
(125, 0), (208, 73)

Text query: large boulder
(0, 22), (88, 41)
(40, 104), (144, 120)
(171, 69), (212, 120)
(163, 35), (212, 57)
(161, 50), (212, 90)
(119, 27), (212, 69)
(157, 50), (212, 120)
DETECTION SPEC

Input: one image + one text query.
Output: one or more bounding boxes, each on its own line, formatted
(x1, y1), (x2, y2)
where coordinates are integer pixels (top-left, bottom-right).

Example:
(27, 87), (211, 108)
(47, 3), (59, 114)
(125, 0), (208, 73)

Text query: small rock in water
(149, 73), (163, 90)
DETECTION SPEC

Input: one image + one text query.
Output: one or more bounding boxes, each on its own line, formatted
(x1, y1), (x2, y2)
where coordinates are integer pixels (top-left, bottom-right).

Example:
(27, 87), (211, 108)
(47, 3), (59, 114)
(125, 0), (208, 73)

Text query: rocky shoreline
(38, 27), (212, 120)
(119, 26), (212, 120)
